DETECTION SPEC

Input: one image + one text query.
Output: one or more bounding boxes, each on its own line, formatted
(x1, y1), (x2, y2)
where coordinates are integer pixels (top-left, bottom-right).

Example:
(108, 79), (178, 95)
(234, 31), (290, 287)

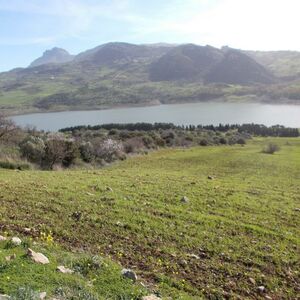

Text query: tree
(0, 114), (18, 142)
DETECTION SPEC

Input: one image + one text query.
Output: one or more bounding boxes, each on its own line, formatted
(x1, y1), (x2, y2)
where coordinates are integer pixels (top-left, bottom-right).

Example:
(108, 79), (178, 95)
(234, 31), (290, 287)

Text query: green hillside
(1, 43), (300, 115)
(0, 138), (299, 299)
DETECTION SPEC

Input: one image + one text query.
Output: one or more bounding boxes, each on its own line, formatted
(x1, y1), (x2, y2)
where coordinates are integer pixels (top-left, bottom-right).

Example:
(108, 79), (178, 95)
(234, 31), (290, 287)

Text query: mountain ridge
(29, 47), (74, 67)
(0, 42), (299, 115)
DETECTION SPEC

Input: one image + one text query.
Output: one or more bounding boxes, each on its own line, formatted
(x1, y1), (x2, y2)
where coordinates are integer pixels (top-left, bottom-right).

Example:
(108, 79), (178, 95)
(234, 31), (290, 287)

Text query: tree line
(60, 122), (299, 137)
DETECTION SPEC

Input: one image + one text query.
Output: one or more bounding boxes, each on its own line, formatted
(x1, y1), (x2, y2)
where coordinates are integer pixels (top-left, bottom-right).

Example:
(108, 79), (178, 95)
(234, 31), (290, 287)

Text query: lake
(12, 102), (300, 131)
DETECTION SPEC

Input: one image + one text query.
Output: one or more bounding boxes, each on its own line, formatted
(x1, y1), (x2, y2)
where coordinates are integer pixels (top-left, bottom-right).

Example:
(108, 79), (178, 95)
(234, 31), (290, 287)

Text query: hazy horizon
(1, 0), (300, 71)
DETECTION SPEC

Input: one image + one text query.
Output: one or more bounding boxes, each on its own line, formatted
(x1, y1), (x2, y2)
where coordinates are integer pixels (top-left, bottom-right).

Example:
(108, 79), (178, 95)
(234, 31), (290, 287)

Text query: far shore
(4, 97), (300, 118)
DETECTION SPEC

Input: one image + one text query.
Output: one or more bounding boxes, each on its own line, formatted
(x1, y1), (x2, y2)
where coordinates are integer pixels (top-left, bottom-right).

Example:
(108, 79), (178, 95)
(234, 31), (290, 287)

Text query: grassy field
(0, 138), (299, 299)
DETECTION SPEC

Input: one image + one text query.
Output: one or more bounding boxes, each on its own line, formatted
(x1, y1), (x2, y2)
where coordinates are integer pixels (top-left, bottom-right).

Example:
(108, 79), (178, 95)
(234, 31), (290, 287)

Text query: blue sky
(1, 0), (300, 71)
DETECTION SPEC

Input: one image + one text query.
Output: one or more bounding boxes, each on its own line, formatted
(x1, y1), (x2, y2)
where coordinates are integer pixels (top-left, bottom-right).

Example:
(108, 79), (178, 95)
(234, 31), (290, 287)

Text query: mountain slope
(205, 48), (274, 84)
(149, 44), (223, 81)
(29, 47), (74, 67)
(245, 50), (300, 78)
(0, 42), (300, 114)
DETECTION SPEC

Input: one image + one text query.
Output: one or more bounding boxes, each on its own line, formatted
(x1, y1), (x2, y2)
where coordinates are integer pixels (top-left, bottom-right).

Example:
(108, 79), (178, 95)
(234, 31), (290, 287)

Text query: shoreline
(5, 97), (300, 117)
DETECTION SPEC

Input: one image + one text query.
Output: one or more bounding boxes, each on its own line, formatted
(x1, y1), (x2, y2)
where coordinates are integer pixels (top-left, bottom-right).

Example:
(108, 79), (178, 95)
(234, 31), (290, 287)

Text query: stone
(27, 248), (49, 264)
(11, 237), (22, 246)
(56, 265), (74, 274)
(294, 208), (300, 212)
(258, 286), (266, 293)
(5, 254), (16, 262)
(71, 211), (82, 222)
(249, 277), (256, 285)
(0, 235), (7, 242)
(181, 196), (189, 203)
(187, 253), (200, 259)
(208, 175), (215, 180)
(142, 295), (161, 300)
(121, 268), (137, 282)
(39, 292), (47, 300)
(0, 295), (10, 300)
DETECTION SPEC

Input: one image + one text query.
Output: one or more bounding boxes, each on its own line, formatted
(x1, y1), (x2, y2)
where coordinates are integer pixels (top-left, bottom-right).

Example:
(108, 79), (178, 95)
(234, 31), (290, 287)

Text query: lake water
(12, 102), (300, 131)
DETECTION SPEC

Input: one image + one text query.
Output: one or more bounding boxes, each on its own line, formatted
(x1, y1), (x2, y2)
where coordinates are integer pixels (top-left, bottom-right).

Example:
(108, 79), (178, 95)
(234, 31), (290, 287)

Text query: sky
(1, 0), (300, 71)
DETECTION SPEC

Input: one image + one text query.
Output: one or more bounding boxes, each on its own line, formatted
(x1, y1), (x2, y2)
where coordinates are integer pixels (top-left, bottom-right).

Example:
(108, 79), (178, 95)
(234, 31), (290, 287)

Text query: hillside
(245, 50), (300, 78)
(0, 138), (299, 299)
(0, 43), (300, 115)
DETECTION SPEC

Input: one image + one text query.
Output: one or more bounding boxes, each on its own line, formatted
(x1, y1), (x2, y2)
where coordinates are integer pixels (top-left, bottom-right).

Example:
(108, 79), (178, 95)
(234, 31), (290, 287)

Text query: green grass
(0, 240), (146, 299)
(0, 138), (299, 299)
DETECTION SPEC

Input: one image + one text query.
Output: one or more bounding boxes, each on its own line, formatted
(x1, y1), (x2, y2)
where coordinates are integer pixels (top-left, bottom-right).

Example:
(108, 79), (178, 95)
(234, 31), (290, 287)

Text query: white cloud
(135, 0), (300, 50)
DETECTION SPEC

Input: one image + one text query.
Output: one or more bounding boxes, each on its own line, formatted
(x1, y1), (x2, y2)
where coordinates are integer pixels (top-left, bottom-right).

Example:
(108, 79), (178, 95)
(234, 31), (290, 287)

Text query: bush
(199, 139), (209, 146)
(236, 138), (246, 145)
(263, 143), (280, 154)
(0, 161), (31, 170)
(124, 137), (144, 153)
(79, 142), (94, 162)
(20, 136), (45, 164)
(219, 137), (227, 144)
(94, 139), (124, 162)
(11, 286), (40, 300)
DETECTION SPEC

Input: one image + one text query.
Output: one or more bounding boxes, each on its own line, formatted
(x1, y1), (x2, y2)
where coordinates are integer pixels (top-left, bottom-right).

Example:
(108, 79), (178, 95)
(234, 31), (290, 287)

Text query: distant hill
(1, 42), (300, 115)
(149, 44), (273, 84)
(245, 50), (300, 78)
(206, 48), (274, 84)
(29, 47), (74, 67)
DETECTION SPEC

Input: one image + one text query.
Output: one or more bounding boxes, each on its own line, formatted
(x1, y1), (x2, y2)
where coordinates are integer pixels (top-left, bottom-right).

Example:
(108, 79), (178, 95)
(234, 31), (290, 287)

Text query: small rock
(0, 295), (10, 300)
(0, 235), (7, 241)
(27, 248), (49, 264)
(11, 237), (22, 246)
(142, 295), (161, 300)
(39, 292), (47, 300)
(208, 175), (215, 180)
(181, 196), (189, 203)
(121, 268), (137, 282)
(265, 296), (272, 300)
(24, 228), (31, 233)
(249, 277), (256, 285)
(71, 211), (82, 222)
(187, 253), (200, 259)
(5, 254), (16, 261)
(179, 259), (188, 266)
(258, 286), (266, 293)
(295, 208), (300, 212)
(56, 265), (74, 274)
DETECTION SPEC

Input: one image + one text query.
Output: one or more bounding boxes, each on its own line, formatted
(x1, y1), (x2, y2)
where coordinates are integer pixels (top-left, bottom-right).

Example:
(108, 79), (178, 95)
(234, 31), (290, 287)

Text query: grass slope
(0, 138), (300, 299)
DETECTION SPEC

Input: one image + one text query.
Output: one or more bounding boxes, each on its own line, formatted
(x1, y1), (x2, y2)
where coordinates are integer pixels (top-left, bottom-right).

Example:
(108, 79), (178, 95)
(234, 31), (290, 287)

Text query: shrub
(236, 138), (246, 145)
(20, 136), (45, 164)
(219, 137), (227, 144)
(124, 137), (144, 153)
(263, 143), (280, 154)
(79, 142), (94, 163)
(199, 139), (209, 146)
(94, 139), (124, 162)
(11, 286), (40, 300)
(0, 161), (30, 170)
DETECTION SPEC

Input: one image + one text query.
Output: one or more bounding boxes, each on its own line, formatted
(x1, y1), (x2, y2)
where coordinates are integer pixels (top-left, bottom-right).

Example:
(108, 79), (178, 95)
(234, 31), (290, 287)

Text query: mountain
(29, 47), (74, 67)
(244, 50), (300, 78)
(74, 42), (172, 65)
(205, 47), (274, 84)
(1, 42), (300, 115)
(149, 45), (274, 84)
